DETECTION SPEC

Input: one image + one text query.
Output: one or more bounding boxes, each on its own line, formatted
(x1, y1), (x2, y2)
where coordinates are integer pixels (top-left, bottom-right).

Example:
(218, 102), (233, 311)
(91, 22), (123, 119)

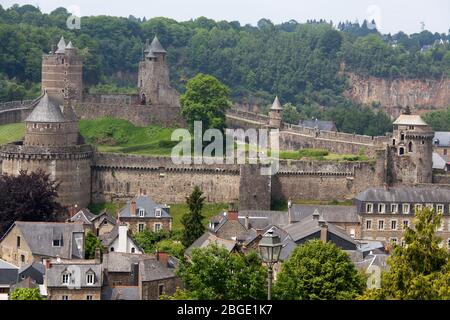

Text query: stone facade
(41, 37), (83, 104)
(140, 276), (182, 300)
(0, 226), (33, 267)
(46, 287), (101, 300)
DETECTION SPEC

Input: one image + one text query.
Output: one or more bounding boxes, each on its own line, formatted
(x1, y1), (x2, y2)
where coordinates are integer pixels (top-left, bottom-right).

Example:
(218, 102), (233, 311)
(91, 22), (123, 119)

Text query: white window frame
(62, 295), (70, 300)
(138, 223), (145, 233)
(390, 237), (398, 245)
(86, 295), (93, 300)
(378, 203), (386, 214)
(390, 220), (398, 230)
(138, 208), (145, 217)
(53, 239), (62, 247)
(415, 204), (423, 213)
(426, 203), (434, 210)
(154, 223), (162, 232)
(155, 208), (162, 218)
(437, 204), (444, 214)
(366, 220), (372, 230)
(402, 204), (410, 214)
(438, 220), (445, 231)
(62, 272), (71, 285)
(378, 220), (384, 230)
(391, 204), (398, 214)
(366, 203), (373, 214)
(86, 273), (95, 285)
(402, 220), (409, 229)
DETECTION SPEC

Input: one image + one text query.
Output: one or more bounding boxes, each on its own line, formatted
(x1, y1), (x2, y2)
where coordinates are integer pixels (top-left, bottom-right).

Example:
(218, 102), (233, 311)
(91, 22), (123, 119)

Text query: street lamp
(259, 230), (283, 300)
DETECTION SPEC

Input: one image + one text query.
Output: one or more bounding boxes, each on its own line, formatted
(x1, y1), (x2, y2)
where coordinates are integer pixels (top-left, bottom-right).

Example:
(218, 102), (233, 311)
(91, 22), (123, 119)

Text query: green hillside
(79, 118), (179, 155)
(0, 123), (25, 145)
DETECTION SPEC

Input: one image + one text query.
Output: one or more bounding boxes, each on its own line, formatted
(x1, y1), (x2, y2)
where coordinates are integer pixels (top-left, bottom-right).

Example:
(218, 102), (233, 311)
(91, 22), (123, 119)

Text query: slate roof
(185, 232), (237, 257)
(119, 195), (171, 218)
(237, 210), (293, 228)
(149, 36), (167, 53)
(434, 132), (450, 147)
(393, 114), (428, 126)
(139, 258), (176, 282)
(102, 286), (140, 300)
(270, 96), (282, 111)
(284, 215), (356, 245)
(433, 152), (448, 170)
(91, 211), (117, 225)
(25, 92), (67, 123)
(299, 119), (337, 131)
(355, 186), (450, 203)
(55, 36), (66, 54)
(66, 41), (74, 49)
(2, 221), (85, 260)
(290, 205), (359, 224)
(261, 225), (297, 261)
(0, 259), (19, 286)
(98, 226), (142, 252)
(18, 261), (45, 275)
(46, 262), (103, 288)
(102, 252), (151, 273)
(69, 208), (97, 224)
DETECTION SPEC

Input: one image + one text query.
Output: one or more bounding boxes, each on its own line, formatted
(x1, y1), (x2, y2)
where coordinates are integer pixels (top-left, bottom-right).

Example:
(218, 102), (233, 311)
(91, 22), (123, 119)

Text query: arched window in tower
(400, 133), (405, 141)
(408, 141), (413, 152)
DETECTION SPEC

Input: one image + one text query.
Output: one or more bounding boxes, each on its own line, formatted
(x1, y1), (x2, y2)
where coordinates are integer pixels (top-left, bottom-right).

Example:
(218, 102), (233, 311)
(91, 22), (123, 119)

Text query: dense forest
(1, 4), (449, 135)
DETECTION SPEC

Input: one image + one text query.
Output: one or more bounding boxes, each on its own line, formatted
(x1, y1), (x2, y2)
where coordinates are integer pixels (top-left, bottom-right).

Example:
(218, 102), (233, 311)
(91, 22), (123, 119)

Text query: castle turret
(1, 92), (93, 208)
(268, 96), (283, 129)
(137, 36), (179, 106)
(388, 113), (434, 184)
(41, 36), (83, 105)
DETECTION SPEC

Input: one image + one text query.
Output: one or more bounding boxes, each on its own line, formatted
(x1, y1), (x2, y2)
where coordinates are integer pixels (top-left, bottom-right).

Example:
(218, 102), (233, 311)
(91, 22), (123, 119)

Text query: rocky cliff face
(345, 73), (450, 118)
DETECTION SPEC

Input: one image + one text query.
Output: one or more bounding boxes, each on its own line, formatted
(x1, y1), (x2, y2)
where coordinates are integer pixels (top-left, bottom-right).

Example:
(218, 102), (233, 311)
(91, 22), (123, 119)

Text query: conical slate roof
(25, 92), (67, 123)
(55, 36), (66, 54)
(65, 41), (74, 49)
(149, 36), (167, 53)
(270, 96), (282, 111)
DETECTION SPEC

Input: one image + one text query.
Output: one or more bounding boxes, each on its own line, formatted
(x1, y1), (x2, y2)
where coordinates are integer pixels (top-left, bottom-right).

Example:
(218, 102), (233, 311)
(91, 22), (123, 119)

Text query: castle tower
(0, 92), (93, 208)
(388, 113), (434, 184)
(268, 96), (283, 128)
(41, 37), (83, 105)
(137, 36), (179, 106)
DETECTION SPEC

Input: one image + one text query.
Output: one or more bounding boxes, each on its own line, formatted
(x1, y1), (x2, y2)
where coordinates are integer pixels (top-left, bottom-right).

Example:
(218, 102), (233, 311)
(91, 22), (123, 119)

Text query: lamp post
(259, 230), (282, 300)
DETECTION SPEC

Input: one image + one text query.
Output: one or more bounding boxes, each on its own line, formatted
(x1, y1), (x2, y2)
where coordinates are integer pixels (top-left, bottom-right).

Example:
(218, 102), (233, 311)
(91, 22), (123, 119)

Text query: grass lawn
(168, 203), (228, 231)
(0, 123), (25, 145)
(87, 201), (125, 216)
(79, 118), (180, 156)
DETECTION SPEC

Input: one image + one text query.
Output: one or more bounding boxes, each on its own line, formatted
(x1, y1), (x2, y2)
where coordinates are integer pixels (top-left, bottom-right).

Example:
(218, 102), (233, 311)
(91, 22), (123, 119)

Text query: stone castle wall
(73, 102), (185, 127)
(90, 153), (383, 206)
(0, 144), (93, 208)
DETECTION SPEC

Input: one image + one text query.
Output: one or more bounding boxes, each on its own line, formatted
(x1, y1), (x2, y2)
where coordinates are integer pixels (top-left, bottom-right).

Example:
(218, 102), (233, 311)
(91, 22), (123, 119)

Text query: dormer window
(138, 208), (145, 217)
(86, 272), (95, 285)
(366, 203), (373, 213)
(378, 203), (386, 214)
(62, 272), (71, 285)
(155, 208), (162, 218)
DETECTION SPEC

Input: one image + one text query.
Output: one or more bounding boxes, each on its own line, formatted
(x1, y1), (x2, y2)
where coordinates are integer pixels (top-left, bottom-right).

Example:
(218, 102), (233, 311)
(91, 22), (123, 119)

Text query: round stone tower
(41, 37), (83, 105)
(137, 36), (179, 106)
(388, 114), (434, 184)
(0, 92), (93, 208)
(268, 96), (283, 129)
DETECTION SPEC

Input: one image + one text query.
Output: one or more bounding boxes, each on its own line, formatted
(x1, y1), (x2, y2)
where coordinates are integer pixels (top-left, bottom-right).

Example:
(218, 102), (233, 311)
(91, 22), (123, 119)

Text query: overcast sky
(2, 0), (449, 34)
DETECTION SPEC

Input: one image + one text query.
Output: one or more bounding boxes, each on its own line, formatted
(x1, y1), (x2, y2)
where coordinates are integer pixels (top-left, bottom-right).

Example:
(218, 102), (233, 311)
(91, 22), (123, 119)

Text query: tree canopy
(10, 288), (43, 300)
(174, 244), (267, 300)
(360, 207), (450, 300)
(1, 4), (448, 135)
(273, 240), (365, 299)
(180, 186), (206, 248)
(0, 169), (64, 236)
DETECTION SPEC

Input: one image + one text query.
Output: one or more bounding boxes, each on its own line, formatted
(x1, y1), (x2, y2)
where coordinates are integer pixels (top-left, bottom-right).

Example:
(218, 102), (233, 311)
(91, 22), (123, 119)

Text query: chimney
(288, 199), (293, 224)
(244, 215), (250, 229)
(312, 209), (320, 220)
(130, 263), (139, 286)
(156, 251), (169, 267)
(94, 247), (102, 263)
(319, 218), (328, 243)
(118, 223), (128, 253)
(227, 211), (238, 221)
(130, 200), (137, 216)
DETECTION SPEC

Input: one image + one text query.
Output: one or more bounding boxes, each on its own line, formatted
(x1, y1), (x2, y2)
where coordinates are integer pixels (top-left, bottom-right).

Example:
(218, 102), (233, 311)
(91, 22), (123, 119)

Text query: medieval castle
(0, 36), (449, 211)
